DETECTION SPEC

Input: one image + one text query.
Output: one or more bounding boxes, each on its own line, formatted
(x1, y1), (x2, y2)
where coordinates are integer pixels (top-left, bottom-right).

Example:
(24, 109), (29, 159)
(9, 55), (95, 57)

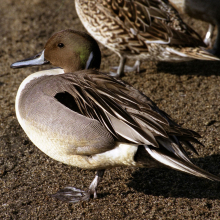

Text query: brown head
(11, 29), (101, 72)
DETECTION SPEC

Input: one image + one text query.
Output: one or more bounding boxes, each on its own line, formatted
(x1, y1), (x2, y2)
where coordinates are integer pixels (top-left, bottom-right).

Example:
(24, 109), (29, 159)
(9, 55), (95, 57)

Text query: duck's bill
(10, 50), (49, 69)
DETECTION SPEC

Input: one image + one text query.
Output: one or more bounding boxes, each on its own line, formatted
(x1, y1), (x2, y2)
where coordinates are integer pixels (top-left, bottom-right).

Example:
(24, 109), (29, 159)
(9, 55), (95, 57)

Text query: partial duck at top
(170, 0), (220, 56)
(11, 29), (220, 203)
(75, 0), (219, 77)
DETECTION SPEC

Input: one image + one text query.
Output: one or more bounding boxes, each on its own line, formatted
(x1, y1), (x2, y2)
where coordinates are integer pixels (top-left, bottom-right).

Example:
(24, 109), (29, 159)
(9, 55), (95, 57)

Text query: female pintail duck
(75, 0), (219, 77)
(11, 29), (220, 203)
(170, 0), (220, 57)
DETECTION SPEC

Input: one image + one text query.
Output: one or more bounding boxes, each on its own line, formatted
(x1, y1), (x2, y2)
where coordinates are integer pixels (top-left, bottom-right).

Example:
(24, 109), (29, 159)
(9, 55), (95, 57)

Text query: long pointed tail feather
(145, 145), (220, 181)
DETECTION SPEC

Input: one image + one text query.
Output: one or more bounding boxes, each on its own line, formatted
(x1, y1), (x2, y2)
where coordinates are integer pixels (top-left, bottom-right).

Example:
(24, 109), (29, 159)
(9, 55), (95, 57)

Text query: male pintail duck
(170, 0), (220, 57)
(11, 29), (220, 203)
(75, 0), (219, 77)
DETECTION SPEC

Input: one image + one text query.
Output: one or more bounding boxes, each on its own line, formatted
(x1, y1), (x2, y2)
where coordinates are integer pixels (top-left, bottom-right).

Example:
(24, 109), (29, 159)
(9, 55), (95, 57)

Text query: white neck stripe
(85, 51), (94, 69)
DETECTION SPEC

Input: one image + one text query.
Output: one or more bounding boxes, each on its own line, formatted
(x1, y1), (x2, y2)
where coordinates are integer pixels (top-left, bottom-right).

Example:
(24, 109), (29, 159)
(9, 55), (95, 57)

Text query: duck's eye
(58, 43), (64, 48)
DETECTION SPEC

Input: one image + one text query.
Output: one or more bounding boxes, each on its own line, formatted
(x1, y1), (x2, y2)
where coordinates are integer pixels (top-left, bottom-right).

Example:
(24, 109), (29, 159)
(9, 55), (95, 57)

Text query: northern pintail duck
(75, 0), (219, 77)
(170, 0), (220, 56)
(11, 29), (220, 203)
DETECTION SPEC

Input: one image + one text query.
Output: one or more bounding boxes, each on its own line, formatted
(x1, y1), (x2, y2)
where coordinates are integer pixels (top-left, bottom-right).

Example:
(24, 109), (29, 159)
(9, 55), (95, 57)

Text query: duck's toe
(52, 187), (90, 203)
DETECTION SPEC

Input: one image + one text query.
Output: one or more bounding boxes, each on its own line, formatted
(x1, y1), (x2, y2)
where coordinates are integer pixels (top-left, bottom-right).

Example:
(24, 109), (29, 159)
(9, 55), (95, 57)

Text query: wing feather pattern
(101, 0), (205, 47)
(44, 70), (203, 152)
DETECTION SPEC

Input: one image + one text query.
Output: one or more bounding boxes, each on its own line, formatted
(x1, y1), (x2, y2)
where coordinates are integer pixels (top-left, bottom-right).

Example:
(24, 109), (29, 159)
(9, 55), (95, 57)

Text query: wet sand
(1, 0), (220, 219)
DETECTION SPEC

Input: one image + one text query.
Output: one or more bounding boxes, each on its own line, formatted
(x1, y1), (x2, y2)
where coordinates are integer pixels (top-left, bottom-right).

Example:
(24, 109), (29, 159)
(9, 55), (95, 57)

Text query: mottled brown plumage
(75, 0), (219, 76)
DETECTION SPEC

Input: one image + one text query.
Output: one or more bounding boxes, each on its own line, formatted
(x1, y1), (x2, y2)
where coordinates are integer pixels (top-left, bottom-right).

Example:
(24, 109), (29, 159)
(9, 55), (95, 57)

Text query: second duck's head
(11, 29), (101, 72)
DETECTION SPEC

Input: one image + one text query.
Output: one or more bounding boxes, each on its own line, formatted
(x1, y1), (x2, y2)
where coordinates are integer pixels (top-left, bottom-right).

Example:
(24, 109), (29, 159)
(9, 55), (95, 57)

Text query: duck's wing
(97, 0), (205, 49)
(87, 71), (202, 156)
(44, 70), (202, 158)
(44, 71), (166, 148)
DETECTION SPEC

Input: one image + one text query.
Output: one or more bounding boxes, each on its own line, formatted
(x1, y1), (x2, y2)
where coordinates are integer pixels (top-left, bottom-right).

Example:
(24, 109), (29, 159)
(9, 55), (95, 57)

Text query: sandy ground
(1, 0), (220, 219)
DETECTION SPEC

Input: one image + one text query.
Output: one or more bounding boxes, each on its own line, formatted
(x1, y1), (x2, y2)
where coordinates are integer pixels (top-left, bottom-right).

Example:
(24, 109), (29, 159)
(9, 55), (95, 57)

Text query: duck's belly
(19, 117), (139, 169)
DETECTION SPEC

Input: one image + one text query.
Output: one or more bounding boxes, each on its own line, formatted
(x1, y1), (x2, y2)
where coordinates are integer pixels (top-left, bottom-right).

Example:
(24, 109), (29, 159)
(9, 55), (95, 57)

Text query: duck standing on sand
(75, 0), (219, 77)
(11, 29), (220, 203)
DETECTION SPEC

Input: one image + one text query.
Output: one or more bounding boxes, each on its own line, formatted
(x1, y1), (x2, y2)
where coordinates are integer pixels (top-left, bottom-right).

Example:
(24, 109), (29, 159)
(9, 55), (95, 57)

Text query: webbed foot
(52, 187), (90, 203)
(52, 170), (105, 203)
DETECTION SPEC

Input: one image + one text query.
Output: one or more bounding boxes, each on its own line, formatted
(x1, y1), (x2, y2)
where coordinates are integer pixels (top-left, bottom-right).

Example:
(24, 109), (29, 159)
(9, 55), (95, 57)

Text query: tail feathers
(166, 47), (220, 61)
(183, 48), (220, 61)
(145, 145), (220, 181)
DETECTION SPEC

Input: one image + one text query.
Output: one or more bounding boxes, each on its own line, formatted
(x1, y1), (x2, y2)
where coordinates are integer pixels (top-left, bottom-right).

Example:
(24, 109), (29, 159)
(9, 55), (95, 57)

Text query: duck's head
(11, 29), (101, 72)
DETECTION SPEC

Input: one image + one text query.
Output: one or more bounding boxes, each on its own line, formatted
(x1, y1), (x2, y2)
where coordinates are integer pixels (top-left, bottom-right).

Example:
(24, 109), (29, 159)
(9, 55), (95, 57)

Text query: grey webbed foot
(52, 170), (105, 203)
(52, 187), (90, 203)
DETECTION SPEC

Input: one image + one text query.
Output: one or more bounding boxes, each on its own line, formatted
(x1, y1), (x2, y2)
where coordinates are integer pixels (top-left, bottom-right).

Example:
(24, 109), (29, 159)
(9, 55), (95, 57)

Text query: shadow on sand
(127, 154), (220, 200)
(157, 60), (220, 76)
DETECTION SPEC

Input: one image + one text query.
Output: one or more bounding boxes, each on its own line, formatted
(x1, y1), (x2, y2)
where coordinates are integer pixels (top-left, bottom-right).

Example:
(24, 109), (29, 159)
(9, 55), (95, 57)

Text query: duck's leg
(88, 169), (105, 199)
(204, 24), (214, 47)
(208, 24), (220, 57)
(109, 56), (126, 77)
(110, 59), (141, 77)
(52, 170), (105, 203)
